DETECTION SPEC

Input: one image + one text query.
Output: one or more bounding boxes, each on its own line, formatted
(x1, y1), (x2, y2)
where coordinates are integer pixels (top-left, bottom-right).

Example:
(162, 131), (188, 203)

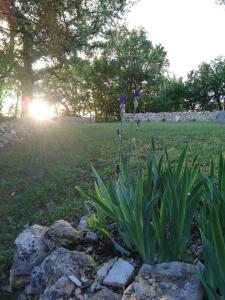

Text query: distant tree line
(1, 0), (225, 120)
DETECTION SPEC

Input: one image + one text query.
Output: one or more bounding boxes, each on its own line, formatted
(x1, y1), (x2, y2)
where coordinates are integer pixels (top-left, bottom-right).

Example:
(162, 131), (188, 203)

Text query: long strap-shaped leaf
(211, 206), (225, 287)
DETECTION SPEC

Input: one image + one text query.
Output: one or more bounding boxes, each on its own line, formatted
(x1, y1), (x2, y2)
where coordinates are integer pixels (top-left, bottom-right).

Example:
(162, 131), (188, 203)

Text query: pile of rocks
(0, 122), (20, 150)
(55, 116), (95, 123)
(123, 111), (217, 122)
(7, 218), (205, 300)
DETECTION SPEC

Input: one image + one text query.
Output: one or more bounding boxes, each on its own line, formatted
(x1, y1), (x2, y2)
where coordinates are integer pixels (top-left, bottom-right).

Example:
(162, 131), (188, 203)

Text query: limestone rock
(122, 261), (204, 300)
(28, 247), (95, 296)
(0, 122), (21, 150)
(77, 215), (89, 231)
(39, 276), (75, 300)
(103, 258), (134, 288)
(10, 225), (49, 288)
(91, 288), (121, 300)
(215, 111), (225, 123)
(123, 111), (217, 122)
(69, 275), (82, 287)
(84, 231), (98, 241)
(44, 219), (80, 250)
(96, 258), (118, 282)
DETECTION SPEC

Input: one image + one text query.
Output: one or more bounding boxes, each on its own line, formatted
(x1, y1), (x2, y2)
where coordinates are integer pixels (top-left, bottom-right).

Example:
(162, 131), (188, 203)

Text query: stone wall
(123, 111), (217, 122)
(0, 122), (20, 150)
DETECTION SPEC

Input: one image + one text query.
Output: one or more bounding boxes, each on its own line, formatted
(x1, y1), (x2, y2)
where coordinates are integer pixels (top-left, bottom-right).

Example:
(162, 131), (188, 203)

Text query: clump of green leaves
(77, 147), (203, 263)
(78, 155), (157, 263)
(152, 148), (204, 262)
(198, 155), (225, 300)
(199, 205), (225, 300)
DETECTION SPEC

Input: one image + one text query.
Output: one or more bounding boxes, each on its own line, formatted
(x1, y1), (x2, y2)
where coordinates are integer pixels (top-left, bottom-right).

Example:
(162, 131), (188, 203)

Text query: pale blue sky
(127, 0), (225, 78)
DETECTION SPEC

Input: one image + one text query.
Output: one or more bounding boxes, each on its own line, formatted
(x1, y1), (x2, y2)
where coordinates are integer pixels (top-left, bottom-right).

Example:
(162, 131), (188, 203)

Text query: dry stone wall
(123, 111), (217, 122)
(0, 122), (20, 150)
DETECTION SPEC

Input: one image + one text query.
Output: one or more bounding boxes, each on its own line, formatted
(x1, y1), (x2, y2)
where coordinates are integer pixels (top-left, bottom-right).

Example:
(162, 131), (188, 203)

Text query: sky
(127, 0), (225, 78)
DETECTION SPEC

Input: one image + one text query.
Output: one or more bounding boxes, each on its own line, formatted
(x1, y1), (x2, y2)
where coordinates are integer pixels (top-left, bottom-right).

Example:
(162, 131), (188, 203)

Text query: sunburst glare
(29, 100), (54, 121)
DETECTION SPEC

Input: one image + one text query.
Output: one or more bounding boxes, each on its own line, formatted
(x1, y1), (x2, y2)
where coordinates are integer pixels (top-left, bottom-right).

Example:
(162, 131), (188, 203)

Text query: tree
(0, 0), (134, 115)
(185, 57), (225, 110)
(39, 57), (94, 116)
(150, 77), (186, 112)
(83, 26), (168, 119)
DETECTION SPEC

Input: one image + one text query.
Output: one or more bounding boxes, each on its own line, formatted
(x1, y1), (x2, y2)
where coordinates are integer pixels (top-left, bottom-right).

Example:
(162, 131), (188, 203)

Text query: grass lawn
(1, 120), (225, 293)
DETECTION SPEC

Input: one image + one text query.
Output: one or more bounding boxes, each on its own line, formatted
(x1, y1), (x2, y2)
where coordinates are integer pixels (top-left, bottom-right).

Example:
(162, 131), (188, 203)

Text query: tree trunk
(20, 31), (34, 117)
(14, 85), (21, 118)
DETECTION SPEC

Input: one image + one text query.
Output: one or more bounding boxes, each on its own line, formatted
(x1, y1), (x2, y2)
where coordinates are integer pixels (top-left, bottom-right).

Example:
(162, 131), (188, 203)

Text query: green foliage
(186, 56), (225, 110)
(152, 148), (203, 261)
(198, 155), (225, 299)
(199, 206), (225, 299)
(77, 158), (157, 263)
(84, 26), (168, 119)
(150, 77), (187, 112)
(0, 0), (134, 112)
(77, 147), (203, 263)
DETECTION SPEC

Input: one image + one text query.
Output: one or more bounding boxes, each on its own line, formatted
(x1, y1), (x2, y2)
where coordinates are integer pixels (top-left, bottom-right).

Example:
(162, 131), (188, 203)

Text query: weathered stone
(96, 258), (118, 282)
(77, 215), (89, 231)
(10, 225), (49, 288)
(103, 258), (135, 288)
(123, 111), (217, 122)
(44, 219), (80, 250)
(39, 276), (75, 300)
(215, 111), (225, 123)
(122, 261), (204, 300)
(69, 275), (82, 287)
(0, 122), (22, 150)
(28, 247), (95, 295)
(84, 231), (98, 241)
(91, 288), (121, 300)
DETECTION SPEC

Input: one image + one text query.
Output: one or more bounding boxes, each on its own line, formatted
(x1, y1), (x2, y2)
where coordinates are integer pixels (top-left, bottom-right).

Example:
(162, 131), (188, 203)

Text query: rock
(39, 276), (75, 300)
(123, 111), (217, 122)
(90, 281), (103, 293)
(0, 122), (22, 150)
(91, 288), (121, 300)
(44, 219), (80, 250)
(77, 215), (89, 230)
(122, 261), (204, 300)
(176, 115), (181, 122)
(96, 258), (118, 282)
(103, 258), (135, 288)
(10, 225), (49, 288)
(69, 275), (82, 287)
(28, 247), (95, 296)
(17, 293), (33, 300)
(84, 231), (98, 241)
(215, 111), (225, 123)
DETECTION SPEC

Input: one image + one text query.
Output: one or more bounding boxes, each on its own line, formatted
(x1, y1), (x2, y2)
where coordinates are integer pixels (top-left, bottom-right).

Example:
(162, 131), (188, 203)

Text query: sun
(29, 100), (50, 121)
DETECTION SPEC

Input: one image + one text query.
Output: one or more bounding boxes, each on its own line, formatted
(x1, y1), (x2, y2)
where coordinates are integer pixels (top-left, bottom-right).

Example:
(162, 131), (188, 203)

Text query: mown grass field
(1, 120), (225, 293)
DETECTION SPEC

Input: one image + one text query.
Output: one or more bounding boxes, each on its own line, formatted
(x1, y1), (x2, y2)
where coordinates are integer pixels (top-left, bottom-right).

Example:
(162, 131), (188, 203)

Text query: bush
(198, 155), (225, 299)
(199, 205), (225, 300)
(77, 148), (204, 263)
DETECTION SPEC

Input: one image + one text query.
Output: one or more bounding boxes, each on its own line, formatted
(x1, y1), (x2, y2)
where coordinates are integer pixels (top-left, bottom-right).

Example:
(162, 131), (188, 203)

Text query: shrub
(198, 155), (225, 299)
(77, 148), (203, 263)
(199, 205), (225, 300)
(152, 148), (204, 262)
(78, 155), (158, 263)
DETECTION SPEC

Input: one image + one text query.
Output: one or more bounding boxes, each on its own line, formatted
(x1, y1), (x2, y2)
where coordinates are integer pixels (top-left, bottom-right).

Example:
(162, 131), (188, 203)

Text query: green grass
(1, 120), (225, 293)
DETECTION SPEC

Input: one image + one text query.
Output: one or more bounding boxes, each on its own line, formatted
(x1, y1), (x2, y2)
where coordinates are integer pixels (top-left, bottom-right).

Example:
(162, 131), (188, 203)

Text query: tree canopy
(186, 57), (225, 110)
(0, 0), (134, 114)
(1, 0), (225, 119)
